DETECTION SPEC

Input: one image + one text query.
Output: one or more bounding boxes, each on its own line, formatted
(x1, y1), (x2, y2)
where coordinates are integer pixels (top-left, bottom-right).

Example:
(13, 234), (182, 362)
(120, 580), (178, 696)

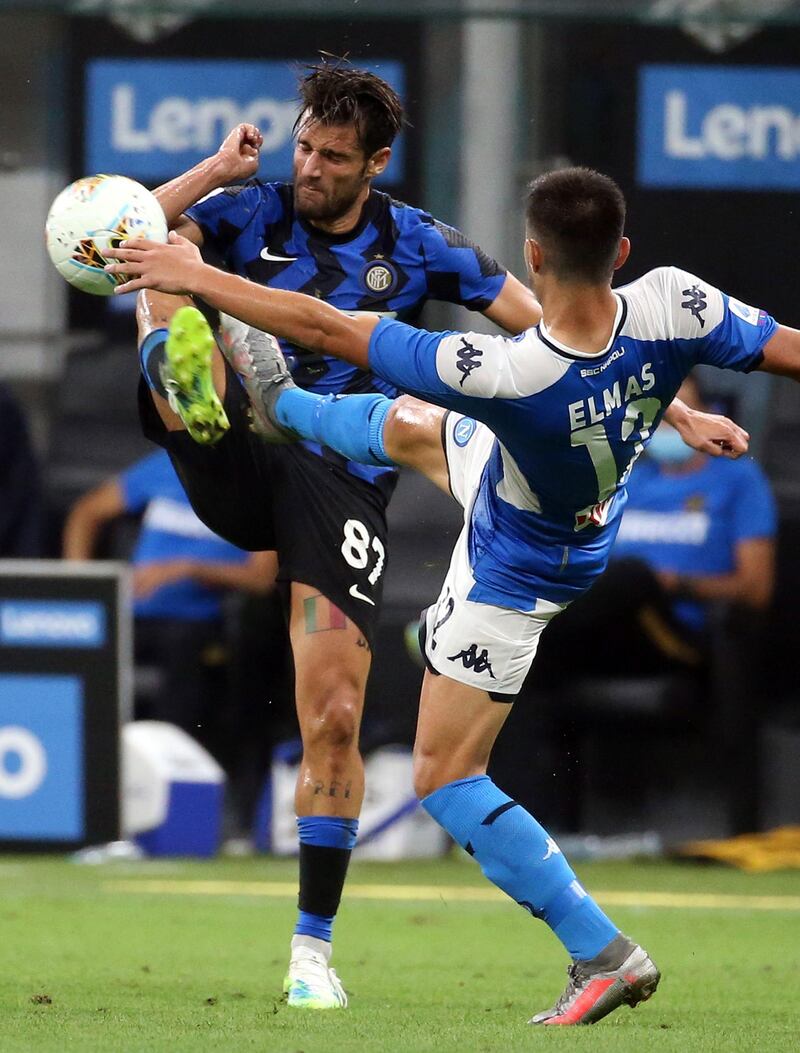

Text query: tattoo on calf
(312, 779), (353, 799)
(303, 594), (347, 634)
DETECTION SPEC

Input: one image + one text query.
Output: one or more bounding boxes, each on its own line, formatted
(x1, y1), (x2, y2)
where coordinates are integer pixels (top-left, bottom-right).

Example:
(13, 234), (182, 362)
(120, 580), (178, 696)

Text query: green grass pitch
(1, 854), (798, 1052)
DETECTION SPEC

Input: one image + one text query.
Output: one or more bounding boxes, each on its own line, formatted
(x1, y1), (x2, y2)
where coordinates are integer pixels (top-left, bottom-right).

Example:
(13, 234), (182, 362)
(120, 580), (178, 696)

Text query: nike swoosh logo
(259, 248), (298, 263)
(349, 584), (376, 606)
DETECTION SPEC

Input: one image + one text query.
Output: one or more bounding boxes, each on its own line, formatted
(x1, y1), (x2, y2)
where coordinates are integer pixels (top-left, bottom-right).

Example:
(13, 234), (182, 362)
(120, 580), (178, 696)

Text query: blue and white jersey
(369, 266), (776, 610)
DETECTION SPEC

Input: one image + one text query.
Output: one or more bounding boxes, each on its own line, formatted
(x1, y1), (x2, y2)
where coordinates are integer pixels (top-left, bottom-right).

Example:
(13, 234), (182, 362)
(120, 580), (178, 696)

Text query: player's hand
(104, 231), (204, 294)
(673, 406), (750, 459)
(215, 123), (263, 183)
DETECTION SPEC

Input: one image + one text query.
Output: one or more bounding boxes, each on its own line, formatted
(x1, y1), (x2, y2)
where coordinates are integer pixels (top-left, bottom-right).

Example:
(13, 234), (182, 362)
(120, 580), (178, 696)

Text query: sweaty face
(292, 120), (371, 224)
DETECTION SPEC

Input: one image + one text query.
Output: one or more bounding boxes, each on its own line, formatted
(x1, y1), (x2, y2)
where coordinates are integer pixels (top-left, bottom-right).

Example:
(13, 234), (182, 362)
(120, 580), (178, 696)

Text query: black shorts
(138, 364), (395, 645)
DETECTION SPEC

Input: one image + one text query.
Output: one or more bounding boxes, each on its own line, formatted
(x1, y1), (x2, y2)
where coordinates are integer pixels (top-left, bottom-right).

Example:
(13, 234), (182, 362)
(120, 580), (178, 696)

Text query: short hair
(294, 60), (405, 159)
(525, 167), (626, 284)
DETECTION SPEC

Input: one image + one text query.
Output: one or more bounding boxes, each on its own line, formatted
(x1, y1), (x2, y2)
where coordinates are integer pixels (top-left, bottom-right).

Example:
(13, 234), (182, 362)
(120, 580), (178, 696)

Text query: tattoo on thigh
(312, 779), (352, 799)
(303, 594), (347, 634)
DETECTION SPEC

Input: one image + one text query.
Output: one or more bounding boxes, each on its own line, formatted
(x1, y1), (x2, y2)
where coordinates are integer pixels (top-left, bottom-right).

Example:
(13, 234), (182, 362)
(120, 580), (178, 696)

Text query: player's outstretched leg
(211, 323), (453, 487)
(414, 670), (660, 1027)
(225, 325), (396, 464)
(217, 321), (299, 443)
(161, 306), (229, 444)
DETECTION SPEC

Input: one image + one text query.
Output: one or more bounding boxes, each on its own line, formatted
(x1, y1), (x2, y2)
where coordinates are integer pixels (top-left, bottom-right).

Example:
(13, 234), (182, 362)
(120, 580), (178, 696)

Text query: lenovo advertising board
(86, 59), (406, 184)
(0, 562), (130, 848)
(638, 65), (800, 190)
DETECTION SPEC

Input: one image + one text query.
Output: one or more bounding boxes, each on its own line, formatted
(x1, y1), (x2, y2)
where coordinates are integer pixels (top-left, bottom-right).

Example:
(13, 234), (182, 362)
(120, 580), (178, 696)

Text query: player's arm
(481, 272), (542, 333)
(105, 234), (529, 402)
(662, 398), (749, 459)
(659, 537), (775, 610)
(153, 123), (264, 244)
(756, 324), (800, 381)
(62, 479), (125, 559)
(105, 233), (378, 366)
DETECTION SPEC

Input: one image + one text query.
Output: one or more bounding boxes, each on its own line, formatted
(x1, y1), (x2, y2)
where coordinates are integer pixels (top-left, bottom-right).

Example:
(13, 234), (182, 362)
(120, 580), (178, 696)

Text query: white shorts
(421, 414), (565, 699)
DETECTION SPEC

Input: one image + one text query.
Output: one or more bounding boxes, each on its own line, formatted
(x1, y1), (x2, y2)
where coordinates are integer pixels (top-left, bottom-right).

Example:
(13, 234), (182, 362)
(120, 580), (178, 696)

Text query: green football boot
(162, 305), (229, 445)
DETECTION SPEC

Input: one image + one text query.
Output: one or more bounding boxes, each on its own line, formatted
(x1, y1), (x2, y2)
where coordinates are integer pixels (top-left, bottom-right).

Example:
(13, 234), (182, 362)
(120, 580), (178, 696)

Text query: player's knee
(136, 288), (192, 338)
(383, 396), (443, 469)
(412, 749), (451, 800)
(303, 692), (362, 755)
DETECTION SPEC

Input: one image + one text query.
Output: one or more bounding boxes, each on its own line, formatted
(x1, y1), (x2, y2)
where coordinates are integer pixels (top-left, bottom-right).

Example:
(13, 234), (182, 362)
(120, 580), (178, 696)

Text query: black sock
(298, 843), (353, 919)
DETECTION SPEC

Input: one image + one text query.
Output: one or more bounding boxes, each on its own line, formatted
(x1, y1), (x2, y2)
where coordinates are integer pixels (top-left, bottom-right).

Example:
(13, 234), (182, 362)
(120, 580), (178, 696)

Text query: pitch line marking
(103, 880), (800, 912)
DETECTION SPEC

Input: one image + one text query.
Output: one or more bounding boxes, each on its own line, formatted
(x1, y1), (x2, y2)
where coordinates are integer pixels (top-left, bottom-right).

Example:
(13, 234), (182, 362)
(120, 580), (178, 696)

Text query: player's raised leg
(282, 583), (372, 1009)
(139, 293), (229, 444)
(231, 330), (452, 488)
(413, 666), (659, 1026)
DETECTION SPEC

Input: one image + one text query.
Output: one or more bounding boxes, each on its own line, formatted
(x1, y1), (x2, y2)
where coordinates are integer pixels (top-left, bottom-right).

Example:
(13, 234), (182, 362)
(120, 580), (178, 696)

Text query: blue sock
(275, 388), (395, 467)
(422, 775), (618, 961)
(139, 328), (169, 397)
(295, 816), (359, 943)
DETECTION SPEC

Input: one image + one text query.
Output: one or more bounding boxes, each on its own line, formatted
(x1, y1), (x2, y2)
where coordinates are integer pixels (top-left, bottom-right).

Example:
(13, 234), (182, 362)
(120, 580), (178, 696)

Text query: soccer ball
(45, 174), (167, 296)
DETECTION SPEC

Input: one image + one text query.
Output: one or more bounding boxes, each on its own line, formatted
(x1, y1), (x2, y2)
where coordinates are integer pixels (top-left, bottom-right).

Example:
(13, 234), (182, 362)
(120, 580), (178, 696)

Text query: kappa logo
(455, 338), (483, 387)
(542, 837), (561, 861)
(681, 284), (708, 328)
(447, 642), (496, 678)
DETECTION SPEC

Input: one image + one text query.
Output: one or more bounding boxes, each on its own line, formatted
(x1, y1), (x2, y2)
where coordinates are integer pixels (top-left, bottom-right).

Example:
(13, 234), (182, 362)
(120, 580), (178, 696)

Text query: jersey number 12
(571, 397), (661, 530)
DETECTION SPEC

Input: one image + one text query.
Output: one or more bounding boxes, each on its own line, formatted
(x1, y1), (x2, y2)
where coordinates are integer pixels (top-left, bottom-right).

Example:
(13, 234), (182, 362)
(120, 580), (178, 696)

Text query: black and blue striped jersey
(186, 181), (506, 399)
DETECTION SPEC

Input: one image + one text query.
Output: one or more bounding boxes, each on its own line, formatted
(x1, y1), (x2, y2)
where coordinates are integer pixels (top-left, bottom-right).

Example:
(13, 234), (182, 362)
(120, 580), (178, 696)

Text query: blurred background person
(62, 448), (277, 801)
(0, 381), (43, 558)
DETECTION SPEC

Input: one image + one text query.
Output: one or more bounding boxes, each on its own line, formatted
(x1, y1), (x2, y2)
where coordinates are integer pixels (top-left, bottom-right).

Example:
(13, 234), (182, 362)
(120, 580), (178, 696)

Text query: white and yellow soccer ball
(45, 174), (167, 296)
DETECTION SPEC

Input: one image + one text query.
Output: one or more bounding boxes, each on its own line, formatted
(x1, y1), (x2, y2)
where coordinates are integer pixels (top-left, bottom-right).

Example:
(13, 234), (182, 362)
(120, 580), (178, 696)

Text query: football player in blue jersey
(106, 164), (773, 1026)
(127, 62), (543, 1010)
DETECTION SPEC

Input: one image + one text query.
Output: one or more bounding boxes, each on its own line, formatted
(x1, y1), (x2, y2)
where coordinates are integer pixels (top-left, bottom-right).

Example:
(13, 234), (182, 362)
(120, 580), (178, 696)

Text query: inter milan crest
(361, 258), (397, 296)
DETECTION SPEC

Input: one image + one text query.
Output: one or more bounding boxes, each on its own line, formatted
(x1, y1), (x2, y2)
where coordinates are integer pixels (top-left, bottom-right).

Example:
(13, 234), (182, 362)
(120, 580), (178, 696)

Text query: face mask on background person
(646, 424), (697, 466)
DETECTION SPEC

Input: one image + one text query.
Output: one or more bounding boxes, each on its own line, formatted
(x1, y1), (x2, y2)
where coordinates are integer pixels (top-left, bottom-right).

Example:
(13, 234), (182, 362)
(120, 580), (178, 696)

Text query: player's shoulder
(434, 325), (570, 398)
(243, 179), (291, 214)
(383, 194), (469, 246)
(618, 265), (724, 341)
(210, 179), (288, 216)
(381, 192), (436, 235)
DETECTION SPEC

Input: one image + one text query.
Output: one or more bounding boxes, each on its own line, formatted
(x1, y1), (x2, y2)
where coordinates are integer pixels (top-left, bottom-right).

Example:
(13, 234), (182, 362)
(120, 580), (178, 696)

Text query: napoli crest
(453, 416), (477, 447)
(361, 259), (398, 296)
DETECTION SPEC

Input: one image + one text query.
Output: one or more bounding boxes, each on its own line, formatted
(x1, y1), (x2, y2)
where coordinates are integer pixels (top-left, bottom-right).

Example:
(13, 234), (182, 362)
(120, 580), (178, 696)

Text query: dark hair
(525, 167), (626, 283)
(294, 60), (405, 158)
